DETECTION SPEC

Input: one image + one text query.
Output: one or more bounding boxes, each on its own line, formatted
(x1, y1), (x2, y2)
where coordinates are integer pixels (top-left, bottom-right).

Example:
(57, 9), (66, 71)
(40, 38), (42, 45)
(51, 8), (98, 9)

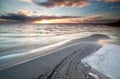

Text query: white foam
(88, 72), (99, 79)
(82, 44), (120, 79)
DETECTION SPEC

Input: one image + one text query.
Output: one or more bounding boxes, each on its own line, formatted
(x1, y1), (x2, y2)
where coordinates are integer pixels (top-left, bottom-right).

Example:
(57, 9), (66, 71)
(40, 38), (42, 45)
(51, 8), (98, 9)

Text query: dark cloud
(0, 14), (30, 21)
(33, 0), (89, 8)
(82, 14), (120, 23)
(0, 13), (82, 22)
(88, 19), (120, 23)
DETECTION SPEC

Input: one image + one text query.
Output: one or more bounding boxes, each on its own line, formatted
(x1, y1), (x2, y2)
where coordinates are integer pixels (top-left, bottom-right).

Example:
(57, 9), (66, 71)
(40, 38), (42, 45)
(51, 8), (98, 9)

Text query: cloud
(17, 10), (34, 16)
(20, 0), (32, 3)
(84, 14), (104, 22)
(97, 0), (120, 2)
(96, 0), (120, 3)
(34, 0), (89, 8)
(0, 12), (119, 23)
(80, 13), (120, 23)
(0, 14), (30, 22)
(105, 0), (120, 2)
(0, 13), (81, 22)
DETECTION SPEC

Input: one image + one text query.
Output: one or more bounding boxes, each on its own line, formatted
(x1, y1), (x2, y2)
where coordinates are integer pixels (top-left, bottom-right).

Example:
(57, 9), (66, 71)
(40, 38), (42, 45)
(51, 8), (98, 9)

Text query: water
(0, 23), (120, 61)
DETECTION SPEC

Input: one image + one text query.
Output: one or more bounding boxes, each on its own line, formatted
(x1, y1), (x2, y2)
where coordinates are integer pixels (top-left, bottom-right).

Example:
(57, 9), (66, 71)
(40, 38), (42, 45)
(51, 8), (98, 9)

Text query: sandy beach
(0, 34), (119, 79)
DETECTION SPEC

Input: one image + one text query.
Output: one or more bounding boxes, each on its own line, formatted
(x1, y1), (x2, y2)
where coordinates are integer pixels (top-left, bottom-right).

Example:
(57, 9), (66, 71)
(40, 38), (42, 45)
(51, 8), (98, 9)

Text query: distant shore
(106, 21), (120, 27)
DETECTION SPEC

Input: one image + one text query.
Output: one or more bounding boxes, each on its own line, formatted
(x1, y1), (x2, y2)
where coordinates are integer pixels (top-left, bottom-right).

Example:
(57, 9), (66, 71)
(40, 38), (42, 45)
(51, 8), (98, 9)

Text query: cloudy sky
(0, 0), (120, 23)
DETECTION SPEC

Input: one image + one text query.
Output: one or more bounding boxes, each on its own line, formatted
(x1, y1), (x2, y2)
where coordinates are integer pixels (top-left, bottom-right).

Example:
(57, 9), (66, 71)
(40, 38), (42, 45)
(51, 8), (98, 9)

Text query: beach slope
(0, 34), (111, 79)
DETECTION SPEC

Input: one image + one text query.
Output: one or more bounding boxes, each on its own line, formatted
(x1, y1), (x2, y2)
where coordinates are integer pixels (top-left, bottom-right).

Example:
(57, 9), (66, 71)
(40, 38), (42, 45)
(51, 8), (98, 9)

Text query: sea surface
(0, 23), (120, 62)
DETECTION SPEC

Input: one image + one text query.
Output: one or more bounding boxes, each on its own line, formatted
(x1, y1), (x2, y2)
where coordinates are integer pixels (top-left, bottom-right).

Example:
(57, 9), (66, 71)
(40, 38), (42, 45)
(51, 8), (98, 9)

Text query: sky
(0, 0), (120, 23)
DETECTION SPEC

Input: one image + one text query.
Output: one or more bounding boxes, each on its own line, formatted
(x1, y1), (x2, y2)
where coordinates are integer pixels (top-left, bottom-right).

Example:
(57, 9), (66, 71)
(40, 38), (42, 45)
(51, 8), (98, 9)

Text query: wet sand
(0, 34), (110, 79)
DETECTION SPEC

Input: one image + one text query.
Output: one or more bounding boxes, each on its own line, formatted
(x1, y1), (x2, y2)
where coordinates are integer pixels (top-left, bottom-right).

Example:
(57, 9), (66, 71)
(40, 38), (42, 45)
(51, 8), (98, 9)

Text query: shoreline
(0, 34), (114, 79)
(0, 39), (72, 70)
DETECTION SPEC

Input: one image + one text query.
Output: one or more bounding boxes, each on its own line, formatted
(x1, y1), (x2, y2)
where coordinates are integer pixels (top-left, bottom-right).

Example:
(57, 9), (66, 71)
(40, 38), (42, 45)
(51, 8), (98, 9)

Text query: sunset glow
(33, 19), (65, 24)
(0, 0), (120, 23)
(33, 20), (50, 24)
(40, 20), (50, 24)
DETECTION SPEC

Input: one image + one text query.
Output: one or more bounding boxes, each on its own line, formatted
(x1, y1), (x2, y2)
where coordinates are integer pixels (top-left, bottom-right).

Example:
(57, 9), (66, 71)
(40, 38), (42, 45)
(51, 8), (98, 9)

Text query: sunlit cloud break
(105, 0), (120, 2)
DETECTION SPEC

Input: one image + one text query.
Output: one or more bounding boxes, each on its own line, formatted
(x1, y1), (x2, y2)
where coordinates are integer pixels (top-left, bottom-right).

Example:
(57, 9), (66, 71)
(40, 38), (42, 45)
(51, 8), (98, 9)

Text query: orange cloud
(34, 0), (89, 8)
(96, 0), (120, 2)
(105, 0), (120, 2)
